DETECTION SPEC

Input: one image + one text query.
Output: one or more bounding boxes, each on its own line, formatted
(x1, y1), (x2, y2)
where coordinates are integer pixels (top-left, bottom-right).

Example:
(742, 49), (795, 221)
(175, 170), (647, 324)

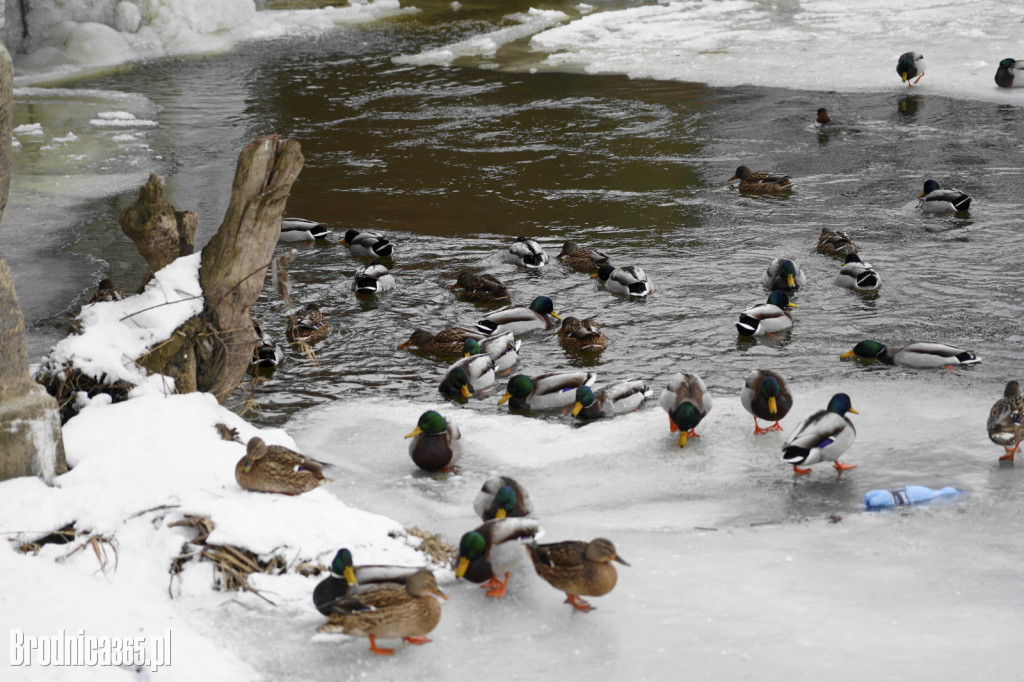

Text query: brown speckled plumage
(528, 538), (628, 612)
(235, 437), (331, 495)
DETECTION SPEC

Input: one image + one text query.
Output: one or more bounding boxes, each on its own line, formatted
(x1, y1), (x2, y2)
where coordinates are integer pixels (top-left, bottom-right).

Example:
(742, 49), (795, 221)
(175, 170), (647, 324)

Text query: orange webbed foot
(403, 636), (431, 646)
(668, 415), (679, 432)
(485, 572), (510, 598)
(480, 577), (500, 590)
(792, 465), (812, 475)
(368, 636), (395, 656)
(564, 594), (595, 612)
(998, 450), (1016, 462)
(687, 429), (701, 439)
(768, 422), (784, 432)
(833, 461), (857, 471)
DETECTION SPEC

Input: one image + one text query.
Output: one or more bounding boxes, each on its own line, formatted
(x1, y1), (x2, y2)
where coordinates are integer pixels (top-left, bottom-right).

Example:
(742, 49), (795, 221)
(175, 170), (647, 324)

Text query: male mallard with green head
(841, 340), (980, 368)
(313, 549), (424, 616)
(740, 369), (793, 434)
(659, 373), (713, 447)
(897, 51), (925, 86)
(572, 380), (652, 419)
(987, 381), (1024, 461)
(474, 476), (534, 520)
(456, 518), (541, 598)
(476, 296), (560, 335)
(782, 393), (858, 475)
(498, 371), (597, 411)
(405, 410), (462, 472)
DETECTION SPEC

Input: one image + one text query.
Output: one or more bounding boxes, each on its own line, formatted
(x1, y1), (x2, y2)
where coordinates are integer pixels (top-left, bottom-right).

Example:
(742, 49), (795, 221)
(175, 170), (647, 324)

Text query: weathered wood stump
(120, 174), (197, 290)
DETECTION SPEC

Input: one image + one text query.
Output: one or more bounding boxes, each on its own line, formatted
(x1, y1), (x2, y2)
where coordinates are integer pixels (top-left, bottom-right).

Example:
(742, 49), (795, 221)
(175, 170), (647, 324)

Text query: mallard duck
(508, 236), (549, 269)
(740, 369), (793, 434)
(317, 569), (446, 656)
(817, 227), (858, 257)
(450, 272), (510, 303)
(313, 548), (424, 616)
(814, 108), (861, 134)
(498, 371), (597, 411)
(897, 51), (925, 86)
(353, 259), (395, 295)
(736, 290), (796, 337)
(279, 218), (329, 242)
(658, 373), (713, 447)
(841, 340), (980, 368)
(439, 354), (496, 399)
(251, 321), (284, 369)
(834, 254), (880, 291)
(995, 58), (1024, 88)
(476, 296), (560, 335)
(557, 241), (611, 272)
(88, 278), (126, 304)
(397, 327), (485, 356)
(286, 303), (329, 344)
(593, 265), (653, 297)
(405, 410), (462, 472)
(456, 518), (541, 598)
(728, 165), (792, 193)
(473, 476), (534, 520)
(572, 380), (652, 419)
(235, 436), (331, 495)
(761, 258), (806, 291)
(557, 316), (607, 353)
(343, 229), (394, 258)
(987, 381), (1024, 460)
(463, 332), (521, 374)
(782, 393), (858, 475)
(918, 180), (972, 213)
(527, 538), (629, 612)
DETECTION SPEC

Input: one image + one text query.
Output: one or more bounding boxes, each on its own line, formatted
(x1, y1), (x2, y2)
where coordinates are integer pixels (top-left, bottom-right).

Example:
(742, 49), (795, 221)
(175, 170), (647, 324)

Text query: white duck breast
(834, 261), (881, 291)
(596, 380), (654, 416)
(477, 305), (552, 335)
(279, 218), (329, 242)
(995, 59), (1024, 88)
(508, 238), (549, 268)
(483, 518), (542, 575)
(893, 343), (980, 368)
(604, 266), (653, 296)
(510, 372), (597, 411)
(478, 331), (521, 373)
(782, 411), (856, 467)
(352, 261), (395, 294)
(736, 301), (793, 336)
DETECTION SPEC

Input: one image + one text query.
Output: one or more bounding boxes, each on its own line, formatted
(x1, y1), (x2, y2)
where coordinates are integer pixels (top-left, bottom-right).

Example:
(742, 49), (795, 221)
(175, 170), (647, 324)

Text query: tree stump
(119, 173), (197, 290)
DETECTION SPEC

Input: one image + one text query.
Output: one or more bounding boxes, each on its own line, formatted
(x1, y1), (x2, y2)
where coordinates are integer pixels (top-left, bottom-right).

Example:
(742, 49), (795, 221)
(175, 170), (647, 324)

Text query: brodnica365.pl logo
(10, 629), (171, 672)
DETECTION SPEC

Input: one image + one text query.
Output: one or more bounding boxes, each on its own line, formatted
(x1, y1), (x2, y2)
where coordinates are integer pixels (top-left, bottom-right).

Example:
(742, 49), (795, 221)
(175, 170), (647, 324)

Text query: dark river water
(8, 1), (1024, 429)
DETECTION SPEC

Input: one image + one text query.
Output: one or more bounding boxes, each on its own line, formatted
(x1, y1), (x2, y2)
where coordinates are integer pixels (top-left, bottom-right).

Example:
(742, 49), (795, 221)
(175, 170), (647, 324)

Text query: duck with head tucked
(995, 58), (1024, 88)
(405, 410), (462, 473)
(474, 476), (534, 521)
(557, 240), (612, 273)
(782, 393), (858, 475)
(235, 437), (331, 495)
(659, 372), (713, 448)
(736, 290), (796, 337)
(498, 371), (597, 412)
(353, 259), (395, 295)
(593, 264), (653, 297)
(987, 381), (1024, 461)
(507, 236), (549, 269)
(463, 333), (521, 374)
(728, 165), (792, 193)
(572, 380), (652, 420)
(557, 316), (607, 353)
(398, 327), (485, 356)
(817, 227), (858, 257)
(841, 340), (980, 368)
(762, 258), (806, 292)
(528, 537), (629, 613)
(740, 369), (793, 435)
(450, 272), (510, 303)
(251, 321), (284, 369)
(456, 517), (541, 598)
(286, 303), (330, 344)
(476, 296), (560, 335)
(317, 568), (447, 656)
(897, 51), (925, 86)
(279, 218), (329, 242)
(343, 229), (394, 258)
(918, 179), (972, 213)
(834, 254), (880, 291)
(312, 548), (425, 616)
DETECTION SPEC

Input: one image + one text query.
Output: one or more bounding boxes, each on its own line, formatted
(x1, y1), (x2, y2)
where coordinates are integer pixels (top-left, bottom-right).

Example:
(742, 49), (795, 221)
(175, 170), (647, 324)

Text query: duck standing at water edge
(740, 369), (793, 434)
(456, 517), (541, 598)
(659, 373), (712, 447)
(987, 381), (1024, 461)
(405, 410), (462, 472)
(897, 51), (925, 86)
(474, 476), (534, 520)
(994, 58), (1023, 88)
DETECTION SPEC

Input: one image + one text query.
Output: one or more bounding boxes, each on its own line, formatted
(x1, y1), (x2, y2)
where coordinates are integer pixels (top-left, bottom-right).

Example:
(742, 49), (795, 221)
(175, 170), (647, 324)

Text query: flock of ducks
(78, 50), (1023, 655)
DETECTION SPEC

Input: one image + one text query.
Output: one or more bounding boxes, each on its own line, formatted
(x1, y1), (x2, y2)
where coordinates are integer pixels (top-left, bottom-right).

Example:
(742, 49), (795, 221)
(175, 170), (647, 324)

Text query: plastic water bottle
(864, 485), (964, 511)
